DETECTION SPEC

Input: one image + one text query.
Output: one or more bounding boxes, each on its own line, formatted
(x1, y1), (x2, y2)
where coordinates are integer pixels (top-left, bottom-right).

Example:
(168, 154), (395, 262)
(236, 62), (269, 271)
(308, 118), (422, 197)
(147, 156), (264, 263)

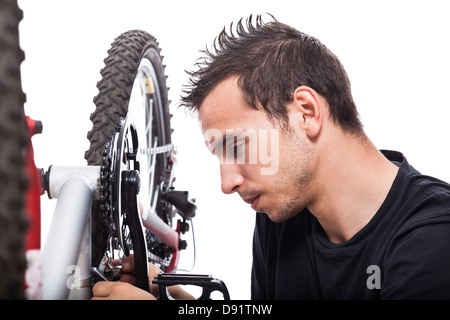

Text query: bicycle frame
(25, 125), (188, 299)
(41, 165), (97, 300)
(7, 2), (226, 299)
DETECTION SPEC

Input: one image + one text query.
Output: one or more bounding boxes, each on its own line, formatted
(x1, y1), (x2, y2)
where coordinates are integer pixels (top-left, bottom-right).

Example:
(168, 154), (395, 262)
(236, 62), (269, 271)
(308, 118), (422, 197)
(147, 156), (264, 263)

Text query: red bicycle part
(25, 116), (42, 251)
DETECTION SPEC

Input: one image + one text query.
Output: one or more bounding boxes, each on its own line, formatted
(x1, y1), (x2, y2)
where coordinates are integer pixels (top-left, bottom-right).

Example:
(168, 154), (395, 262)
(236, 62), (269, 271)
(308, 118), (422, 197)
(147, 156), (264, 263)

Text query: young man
(93, 15), (450, 300)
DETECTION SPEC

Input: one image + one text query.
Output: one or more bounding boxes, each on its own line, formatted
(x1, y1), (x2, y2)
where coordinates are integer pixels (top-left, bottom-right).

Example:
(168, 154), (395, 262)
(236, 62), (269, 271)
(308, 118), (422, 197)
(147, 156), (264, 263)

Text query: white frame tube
(47, 165), (100, 200)
(41, 177), (93, 300)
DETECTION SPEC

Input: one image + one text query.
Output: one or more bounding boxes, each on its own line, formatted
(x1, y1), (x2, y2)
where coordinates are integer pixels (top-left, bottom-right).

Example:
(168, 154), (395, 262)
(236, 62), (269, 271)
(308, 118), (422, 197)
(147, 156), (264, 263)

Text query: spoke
(147, 137), (158, 205)
(146, 98), (153, 141)
(151, 187), (159, 212)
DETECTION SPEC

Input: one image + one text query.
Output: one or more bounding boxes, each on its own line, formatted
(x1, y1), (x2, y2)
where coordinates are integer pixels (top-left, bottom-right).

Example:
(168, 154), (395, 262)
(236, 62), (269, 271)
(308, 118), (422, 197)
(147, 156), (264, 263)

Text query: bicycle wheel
(0, 0), (29, 299)
(85, 30), (174, 279)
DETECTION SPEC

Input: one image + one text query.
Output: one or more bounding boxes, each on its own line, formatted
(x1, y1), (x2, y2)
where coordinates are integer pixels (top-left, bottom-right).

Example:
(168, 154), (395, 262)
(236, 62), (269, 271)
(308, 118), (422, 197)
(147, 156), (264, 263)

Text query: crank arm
(152, 273), (230, 300)
(91, 171), (150, 292)
(122, 170), (150, 292)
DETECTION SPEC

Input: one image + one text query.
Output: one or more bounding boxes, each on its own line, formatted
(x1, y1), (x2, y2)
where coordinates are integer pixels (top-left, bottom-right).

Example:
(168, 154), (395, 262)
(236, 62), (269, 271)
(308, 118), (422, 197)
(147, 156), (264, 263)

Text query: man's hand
(91, 281), (156, 300)
(91, 255), (195, 300)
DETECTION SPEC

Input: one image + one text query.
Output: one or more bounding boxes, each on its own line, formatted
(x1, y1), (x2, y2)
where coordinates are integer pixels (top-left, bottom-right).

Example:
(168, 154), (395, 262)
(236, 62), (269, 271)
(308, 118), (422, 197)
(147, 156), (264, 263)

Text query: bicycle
(0, 0), (229, 300)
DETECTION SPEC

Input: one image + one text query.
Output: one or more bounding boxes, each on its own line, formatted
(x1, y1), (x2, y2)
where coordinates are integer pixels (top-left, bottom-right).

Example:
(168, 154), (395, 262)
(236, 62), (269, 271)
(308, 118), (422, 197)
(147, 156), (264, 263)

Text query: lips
(250, 196), (260, 210)
(243, 195), (260, 210)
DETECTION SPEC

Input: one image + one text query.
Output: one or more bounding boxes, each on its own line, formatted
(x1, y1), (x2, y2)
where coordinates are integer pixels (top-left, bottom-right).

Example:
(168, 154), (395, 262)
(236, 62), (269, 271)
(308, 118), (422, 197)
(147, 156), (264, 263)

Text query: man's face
(198, 77), (314, 222)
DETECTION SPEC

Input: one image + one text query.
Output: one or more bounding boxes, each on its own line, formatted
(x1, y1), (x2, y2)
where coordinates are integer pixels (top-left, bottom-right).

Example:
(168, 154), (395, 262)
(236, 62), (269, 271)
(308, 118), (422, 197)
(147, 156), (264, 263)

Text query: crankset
(94, 114), (197, 292)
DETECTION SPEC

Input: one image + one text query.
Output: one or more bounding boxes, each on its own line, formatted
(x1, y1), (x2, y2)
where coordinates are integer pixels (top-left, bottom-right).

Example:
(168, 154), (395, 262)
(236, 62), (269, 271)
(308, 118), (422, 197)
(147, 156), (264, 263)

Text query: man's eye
(233, 143), (245, 160)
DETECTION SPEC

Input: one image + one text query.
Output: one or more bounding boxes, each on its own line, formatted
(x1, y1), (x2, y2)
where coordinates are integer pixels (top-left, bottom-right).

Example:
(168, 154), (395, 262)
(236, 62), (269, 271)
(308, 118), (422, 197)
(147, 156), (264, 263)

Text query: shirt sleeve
(382, 217), (450, 299)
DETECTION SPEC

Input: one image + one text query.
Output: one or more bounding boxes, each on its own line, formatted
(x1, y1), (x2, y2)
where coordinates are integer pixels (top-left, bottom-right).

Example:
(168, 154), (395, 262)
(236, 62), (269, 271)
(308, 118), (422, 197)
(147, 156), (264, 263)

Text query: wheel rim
(127, 56), (167, 220)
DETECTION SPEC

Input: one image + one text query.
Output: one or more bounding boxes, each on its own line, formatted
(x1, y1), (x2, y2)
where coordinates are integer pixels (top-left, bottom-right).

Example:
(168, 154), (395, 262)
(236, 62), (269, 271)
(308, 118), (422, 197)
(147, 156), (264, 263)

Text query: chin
(262, 203), (304, 223)
(263, 210), (296, 223)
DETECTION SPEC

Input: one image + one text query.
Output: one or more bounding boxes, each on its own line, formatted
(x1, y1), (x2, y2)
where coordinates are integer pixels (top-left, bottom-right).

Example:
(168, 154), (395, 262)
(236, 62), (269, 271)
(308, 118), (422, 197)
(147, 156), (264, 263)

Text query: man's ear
(288, 86), (323, 139)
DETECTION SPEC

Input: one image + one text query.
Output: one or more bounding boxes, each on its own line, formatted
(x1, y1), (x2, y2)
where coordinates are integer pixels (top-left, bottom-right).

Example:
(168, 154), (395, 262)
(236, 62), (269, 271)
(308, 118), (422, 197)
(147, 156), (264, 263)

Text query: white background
(18, 0), (450, 299)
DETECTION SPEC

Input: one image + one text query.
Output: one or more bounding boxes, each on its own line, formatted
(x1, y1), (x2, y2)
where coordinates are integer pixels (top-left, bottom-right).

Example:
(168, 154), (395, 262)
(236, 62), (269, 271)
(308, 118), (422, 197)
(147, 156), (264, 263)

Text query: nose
(220, 163), (244, 194)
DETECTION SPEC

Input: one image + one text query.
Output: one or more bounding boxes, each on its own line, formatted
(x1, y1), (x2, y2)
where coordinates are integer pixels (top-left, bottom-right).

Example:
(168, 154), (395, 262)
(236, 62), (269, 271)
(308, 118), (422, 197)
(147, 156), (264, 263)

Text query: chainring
(98, 116), (178, 272)
(99, 117), (138, 257)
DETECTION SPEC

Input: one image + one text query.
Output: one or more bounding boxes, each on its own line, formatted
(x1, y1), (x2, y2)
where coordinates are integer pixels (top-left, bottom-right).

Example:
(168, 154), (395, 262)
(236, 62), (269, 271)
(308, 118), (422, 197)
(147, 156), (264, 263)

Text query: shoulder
(383, 150), (450, 227)
(380, 152), (450, 298)
(400, 168), (450, 228)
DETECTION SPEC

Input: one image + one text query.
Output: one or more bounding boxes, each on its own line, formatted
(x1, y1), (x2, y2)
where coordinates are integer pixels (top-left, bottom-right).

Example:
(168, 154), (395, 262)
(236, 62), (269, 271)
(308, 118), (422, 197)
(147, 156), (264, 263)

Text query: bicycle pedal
(153, 273), (230, 300)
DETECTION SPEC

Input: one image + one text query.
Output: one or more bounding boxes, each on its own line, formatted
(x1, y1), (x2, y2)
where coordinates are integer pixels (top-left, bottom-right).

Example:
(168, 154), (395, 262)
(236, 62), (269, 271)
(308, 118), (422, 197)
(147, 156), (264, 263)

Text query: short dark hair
(180, 14), (363, 134)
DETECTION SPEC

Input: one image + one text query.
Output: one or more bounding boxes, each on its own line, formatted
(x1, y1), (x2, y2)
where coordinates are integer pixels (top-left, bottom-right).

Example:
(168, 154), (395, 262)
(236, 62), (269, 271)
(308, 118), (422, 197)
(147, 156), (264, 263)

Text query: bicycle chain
(98, 132), (176, 266)
(99, 141), (116, 251)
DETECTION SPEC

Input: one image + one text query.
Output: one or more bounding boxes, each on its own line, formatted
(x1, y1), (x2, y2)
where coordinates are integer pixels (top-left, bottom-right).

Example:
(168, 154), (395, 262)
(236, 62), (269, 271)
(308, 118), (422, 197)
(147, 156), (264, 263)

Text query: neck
(307, 130), (399, 244)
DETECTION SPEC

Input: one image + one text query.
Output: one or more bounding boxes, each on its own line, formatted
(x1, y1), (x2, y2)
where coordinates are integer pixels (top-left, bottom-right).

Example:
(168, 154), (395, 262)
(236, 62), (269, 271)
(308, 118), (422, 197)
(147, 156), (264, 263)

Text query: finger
(92, 281), (113, 298)
(121, 255), (135, 274)
(120, 272), (136, 285)
(148, 263), (162, 279)
(93, 281), (157, 300)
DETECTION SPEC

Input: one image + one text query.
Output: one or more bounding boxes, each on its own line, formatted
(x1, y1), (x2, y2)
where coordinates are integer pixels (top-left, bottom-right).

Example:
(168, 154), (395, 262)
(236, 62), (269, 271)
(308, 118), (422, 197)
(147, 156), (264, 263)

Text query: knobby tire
(0, 0), (29, 299)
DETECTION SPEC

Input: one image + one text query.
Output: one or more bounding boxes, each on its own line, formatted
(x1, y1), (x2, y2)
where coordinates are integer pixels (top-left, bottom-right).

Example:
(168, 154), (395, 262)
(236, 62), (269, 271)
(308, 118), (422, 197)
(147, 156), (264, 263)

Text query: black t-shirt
(251, 150), (450, 299)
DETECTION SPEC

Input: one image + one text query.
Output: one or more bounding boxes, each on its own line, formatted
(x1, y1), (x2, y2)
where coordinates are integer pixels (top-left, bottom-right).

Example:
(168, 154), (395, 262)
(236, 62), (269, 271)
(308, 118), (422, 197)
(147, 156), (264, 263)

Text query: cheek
(252, 129), (281, 176)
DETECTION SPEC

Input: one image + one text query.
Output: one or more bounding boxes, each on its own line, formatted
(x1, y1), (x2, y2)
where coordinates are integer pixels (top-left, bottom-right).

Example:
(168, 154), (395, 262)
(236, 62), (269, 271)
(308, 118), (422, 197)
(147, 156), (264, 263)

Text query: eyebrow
(210, 132), (235, 150)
